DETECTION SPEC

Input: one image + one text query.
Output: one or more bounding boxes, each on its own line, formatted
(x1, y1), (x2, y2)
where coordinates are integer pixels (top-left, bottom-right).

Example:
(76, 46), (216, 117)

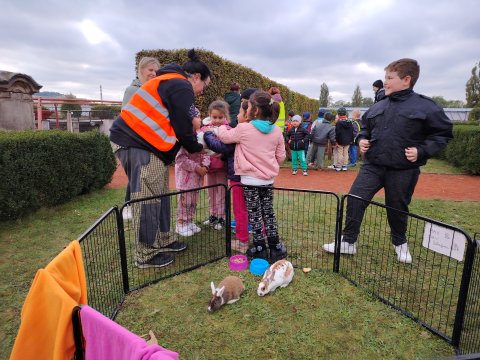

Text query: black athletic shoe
(246, 244), (268, 260)
(135, 253), (174, 269)
(202, 215), (218, 226)
(269, 242), (288, 263)
(163, 241), (188, 252)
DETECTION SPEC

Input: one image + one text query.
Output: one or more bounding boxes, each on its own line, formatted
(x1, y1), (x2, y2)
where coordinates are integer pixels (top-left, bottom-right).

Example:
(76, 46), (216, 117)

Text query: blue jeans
(349, 143), (358, 165)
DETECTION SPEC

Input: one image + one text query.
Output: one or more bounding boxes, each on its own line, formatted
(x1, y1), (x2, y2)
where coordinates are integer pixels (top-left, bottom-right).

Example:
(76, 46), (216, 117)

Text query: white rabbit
(257, 260), (294, 296)
(208, 276), (245, 312)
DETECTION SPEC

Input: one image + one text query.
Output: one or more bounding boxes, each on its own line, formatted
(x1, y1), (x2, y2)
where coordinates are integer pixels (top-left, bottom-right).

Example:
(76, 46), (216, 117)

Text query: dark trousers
(342, 163), (420, 246)
(243, 185), (279, 246)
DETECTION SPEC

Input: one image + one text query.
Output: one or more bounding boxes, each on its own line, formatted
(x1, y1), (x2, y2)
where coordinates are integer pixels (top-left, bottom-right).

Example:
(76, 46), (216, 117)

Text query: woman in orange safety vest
(110, 49), (211, 269)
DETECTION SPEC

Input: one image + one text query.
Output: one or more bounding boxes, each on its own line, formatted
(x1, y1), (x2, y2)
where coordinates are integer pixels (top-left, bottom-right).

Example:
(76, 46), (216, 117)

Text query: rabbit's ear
(217, 286), (225, 297)
(211, 282), (216, 295)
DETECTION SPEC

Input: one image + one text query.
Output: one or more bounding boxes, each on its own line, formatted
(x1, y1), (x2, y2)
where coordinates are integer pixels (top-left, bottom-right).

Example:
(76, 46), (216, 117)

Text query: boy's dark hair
(241, 88), (257, 101)
(324, 112), (335, 122)
(288, 110), (295, 117)
(230, 82), (240, 91)
(249, 90), (280, 123)
(385, 58), (420, 88)
(183, 49), (211, 80)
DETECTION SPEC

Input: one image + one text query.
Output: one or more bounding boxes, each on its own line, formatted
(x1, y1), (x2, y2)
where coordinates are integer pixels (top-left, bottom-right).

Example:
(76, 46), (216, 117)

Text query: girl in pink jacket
(218, 90), (287, 263)
(175, 112), (210, 237)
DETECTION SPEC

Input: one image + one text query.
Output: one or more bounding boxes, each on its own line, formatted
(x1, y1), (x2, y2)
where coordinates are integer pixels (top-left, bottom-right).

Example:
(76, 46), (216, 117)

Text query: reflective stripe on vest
(121, 73), (188, 152)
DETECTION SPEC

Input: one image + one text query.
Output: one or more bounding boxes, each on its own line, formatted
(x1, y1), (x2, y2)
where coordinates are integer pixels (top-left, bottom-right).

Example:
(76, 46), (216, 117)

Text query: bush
(0, 130), (117, 220)
(91, 105), (121, 119)
(441, 125), (480, 175)
(468, 106), (480, 124)
(136, 48), (319, 117)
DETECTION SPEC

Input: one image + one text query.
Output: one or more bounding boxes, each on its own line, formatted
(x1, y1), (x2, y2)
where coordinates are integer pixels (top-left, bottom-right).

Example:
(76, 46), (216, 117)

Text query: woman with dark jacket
(110, 49), (211, 269)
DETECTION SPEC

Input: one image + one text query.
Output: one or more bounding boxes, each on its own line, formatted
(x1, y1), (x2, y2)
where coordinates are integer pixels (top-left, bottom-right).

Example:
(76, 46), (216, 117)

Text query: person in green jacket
(224, 82), (241, 127)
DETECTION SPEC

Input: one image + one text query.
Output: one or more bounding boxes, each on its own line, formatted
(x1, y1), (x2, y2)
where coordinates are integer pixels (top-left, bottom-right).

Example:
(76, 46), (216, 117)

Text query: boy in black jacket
(323, 58), (453, 263)
(286, 115), (310, 176)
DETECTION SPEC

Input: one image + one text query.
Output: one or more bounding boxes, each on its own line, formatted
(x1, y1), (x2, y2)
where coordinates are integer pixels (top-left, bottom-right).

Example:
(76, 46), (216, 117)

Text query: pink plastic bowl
(229, 255), (248, 272)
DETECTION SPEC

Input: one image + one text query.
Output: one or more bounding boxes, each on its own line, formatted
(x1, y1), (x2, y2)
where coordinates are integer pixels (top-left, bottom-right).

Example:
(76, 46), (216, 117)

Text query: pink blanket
(80, 305), (178, 360)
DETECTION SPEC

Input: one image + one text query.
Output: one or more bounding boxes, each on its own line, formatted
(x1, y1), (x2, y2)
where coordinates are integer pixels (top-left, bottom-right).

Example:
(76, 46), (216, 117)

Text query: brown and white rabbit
(257, 260), (294, 296)
(208, 276), (245, 312)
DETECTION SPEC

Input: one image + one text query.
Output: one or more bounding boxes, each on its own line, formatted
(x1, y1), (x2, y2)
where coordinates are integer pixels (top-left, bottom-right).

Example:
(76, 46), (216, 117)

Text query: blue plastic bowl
(250, 258), (269, 276)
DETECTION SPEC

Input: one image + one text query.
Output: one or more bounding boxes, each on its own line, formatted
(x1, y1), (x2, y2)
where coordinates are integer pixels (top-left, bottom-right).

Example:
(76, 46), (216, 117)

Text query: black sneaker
(214, 218), (226, 230)
(202, 215), (218, 226)
(269, 242), (288, 263)
(135, 253), (174, 269)
(162, 241), (188, 252)
(246, 244), (268, 260)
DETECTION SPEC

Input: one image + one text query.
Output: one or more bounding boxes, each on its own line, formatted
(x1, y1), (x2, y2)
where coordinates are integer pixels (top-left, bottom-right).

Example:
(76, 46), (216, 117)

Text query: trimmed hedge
(440, 125), (480, 175)
(136, 48), (319, 117)
(0, 130), (117, 220)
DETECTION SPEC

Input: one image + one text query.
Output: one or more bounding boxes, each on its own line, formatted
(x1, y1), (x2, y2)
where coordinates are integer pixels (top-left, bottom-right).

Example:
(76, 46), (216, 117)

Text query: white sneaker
(176, 223), (194, 237)
(341, 166), (348, 171)
(122, 205), (132, 220)
(394, 243), (412, 264)
(188, 222), (201, 234)
(323, 240), (357, 255)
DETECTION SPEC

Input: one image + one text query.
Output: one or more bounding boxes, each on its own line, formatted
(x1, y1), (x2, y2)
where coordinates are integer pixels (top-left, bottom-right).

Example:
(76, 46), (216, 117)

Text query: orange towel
(10, 240), (88, 360)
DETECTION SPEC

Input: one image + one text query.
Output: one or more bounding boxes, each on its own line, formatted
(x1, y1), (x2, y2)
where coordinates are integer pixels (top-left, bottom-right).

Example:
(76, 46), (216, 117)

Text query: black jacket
(286, 126), (310, 150)
(109, 63), (202, 165)
(358, 89), (453, 169)
(335, 119), (354, 146)
(374, 88), (386, 103)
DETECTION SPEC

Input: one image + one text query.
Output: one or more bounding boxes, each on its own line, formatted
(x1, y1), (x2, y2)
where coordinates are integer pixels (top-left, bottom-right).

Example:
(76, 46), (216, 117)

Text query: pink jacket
(175, 147), (210, 190)
(218, 121), (285, 181)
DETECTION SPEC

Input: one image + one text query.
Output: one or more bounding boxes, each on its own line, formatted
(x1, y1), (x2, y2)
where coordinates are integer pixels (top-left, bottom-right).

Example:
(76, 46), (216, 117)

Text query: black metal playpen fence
(78, 185), (479, 356)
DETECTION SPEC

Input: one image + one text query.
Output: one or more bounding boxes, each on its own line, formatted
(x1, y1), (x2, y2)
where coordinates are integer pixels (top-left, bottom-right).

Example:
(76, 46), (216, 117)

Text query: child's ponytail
(249, 90), (279, 124)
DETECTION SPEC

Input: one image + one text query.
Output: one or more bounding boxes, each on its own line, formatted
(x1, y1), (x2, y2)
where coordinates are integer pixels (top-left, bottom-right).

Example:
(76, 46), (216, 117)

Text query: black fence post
(334, 195), (346, 273)
(116, 205), (130, 295)
(452, 237), (476, 349)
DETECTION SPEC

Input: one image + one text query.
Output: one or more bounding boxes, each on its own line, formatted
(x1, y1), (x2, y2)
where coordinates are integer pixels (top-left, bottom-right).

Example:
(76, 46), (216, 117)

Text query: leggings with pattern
(243, 185), (279, 246)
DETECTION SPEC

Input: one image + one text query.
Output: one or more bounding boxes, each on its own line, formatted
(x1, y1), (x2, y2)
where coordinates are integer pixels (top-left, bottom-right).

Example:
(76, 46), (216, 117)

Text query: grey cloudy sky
(1, 0), (479, 103)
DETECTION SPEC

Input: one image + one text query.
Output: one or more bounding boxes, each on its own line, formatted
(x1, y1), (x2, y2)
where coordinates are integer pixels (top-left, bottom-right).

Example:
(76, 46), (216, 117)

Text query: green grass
(1, 187), (479, 359)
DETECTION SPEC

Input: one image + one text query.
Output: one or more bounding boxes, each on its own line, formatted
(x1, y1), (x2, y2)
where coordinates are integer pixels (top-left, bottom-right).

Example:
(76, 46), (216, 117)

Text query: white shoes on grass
(176, 222), (202, 237)
(323, 238), (412, 263)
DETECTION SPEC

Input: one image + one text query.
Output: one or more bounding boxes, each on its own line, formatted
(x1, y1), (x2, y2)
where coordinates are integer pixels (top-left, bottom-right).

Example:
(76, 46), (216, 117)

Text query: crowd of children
(140, 78), (361, 264)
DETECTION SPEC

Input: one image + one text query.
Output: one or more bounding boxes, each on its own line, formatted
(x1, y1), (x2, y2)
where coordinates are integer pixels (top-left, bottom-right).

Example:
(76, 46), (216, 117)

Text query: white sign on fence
(422, 223), (466, 262)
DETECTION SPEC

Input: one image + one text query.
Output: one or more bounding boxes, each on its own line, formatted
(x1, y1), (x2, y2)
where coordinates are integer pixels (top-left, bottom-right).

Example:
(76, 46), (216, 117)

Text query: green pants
(291, 150), (307, 171)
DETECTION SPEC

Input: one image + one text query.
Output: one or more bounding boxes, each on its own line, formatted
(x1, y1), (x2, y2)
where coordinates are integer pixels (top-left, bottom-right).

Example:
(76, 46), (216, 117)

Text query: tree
(60, 93), (82, 118)
(351, 84), (363, 107)
(465, 62), (480, 107)
(319, 83), (329, 107)
(361, 97), (374, 107)
(431, 96), (466, 108)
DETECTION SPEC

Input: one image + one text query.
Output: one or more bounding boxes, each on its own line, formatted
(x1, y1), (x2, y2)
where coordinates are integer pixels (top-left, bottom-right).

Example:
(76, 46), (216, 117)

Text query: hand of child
(405, 147), (418, 162)
(196, 166), (208, 176)
(359, 139), (370, 153)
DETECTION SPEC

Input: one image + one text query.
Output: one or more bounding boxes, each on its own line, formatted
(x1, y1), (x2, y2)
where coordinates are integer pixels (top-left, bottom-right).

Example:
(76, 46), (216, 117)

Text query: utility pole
(99, 85), (103, 102)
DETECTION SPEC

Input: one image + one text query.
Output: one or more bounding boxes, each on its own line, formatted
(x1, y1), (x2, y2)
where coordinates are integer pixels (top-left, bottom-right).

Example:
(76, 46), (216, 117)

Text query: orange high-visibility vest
(121, 73), (188, 151)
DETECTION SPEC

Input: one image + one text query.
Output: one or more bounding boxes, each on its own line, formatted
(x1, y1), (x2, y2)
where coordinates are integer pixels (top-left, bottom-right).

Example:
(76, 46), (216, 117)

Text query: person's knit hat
(318, 109), (327, 118)
(337, 107), (347, 116)
(324, 112), (335, 122)
(240, 88), (257, 100)
(291, 115), (302, 122)
(372, 80), (383, 89)
(302, 112), (311, 119)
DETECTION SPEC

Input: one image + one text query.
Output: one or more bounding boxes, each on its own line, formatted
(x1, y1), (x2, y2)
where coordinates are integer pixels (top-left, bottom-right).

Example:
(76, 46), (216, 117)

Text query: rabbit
(208, 276), (245, 312)
(257, 259), (294, 296)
